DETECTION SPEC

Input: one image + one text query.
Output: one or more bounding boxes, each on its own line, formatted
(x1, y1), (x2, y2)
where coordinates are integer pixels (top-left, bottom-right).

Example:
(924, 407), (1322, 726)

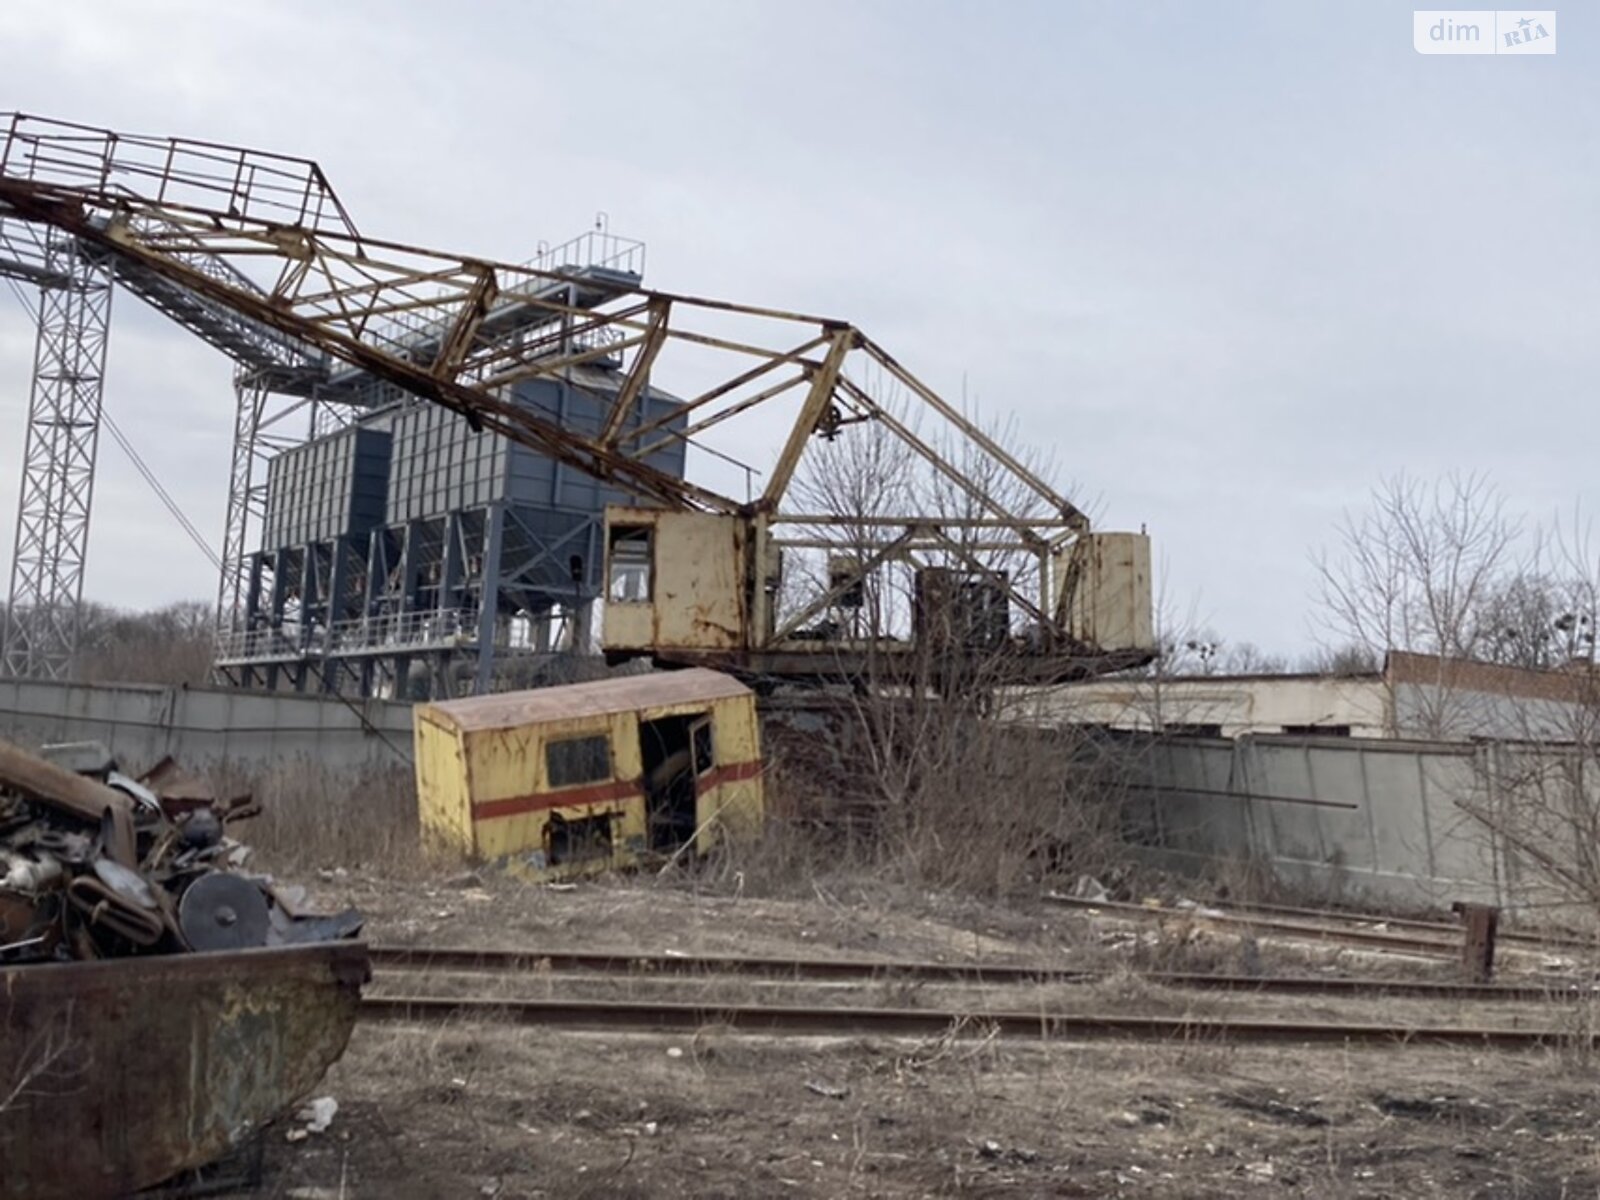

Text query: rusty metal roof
(420, 669), (753, 732)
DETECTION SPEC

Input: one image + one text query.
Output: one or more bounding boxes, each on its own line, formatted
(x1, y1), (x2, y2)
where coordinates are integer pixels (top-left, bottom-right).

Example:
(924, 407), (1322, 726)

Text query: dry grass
(253, 871), (1600, 1196)
(706, 713), (1150, 908)
(211, 759), (428, 877)
(262, 1017), (1600, 1198)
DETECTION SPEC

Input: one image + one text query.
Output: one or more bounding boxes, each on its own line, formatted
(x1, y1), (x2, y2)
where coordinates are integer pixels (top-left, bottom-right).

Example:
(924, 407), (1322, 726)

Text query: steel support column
(474, 504), (505, 695)
(2, 232), (112, 678)
(216, 371), (267, 637)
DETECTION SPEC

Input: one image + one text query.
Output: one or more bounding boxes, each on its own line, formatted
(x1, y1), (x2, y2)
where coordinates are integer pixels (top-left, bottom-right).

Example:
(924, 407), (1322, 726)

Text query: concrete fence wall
(0, 676), (415, 773)
(1128, 732), (1575, 914)
(2, 676), (1587, 916)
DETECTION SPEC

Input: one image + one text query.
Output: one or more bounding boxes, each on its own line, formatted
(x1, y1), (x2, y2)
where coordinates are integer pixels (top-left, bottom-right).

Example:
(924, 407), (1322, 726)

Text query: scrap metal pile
(0, 736), (360, 962)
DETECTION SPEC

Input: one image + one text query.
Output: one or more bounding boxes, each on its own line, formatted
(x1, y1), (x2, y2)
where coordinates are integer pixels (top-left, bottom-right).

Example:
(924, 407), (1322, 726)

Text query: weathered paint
(1059, 532), (1155, 653)
(414, 669), (764, 877)
(1033, 672), (1390, 738)
(0, 942), (368, 1199)
(603, 507), (751, 654)
(601, 506), (1157, 684)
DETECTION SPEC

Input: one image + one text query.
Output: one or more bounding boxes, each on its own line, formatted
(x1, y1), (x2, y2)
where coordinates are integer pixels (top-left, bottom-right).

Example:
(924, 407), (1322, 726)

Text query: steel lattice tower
(1, 231), (112, 678)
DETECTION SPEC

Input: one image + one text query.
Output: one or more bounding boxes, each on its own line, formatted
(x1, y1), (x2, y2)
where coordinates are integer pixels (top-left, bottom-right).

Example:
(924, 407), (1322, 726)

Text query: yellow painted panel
(474, 797), (646, 863)
(605, 602), (654, 650)
(416, 679), (766, 876)
(693, 696), (764, 844)
(414, 712), (473, 856)
(653, 513), (746, 650)
(695, 780), (764, 847)
(462, 713), (641, 861)
(1059, 532), (1155, 653)
(602, 506), (661, 653)
(459, 722), (541, 803)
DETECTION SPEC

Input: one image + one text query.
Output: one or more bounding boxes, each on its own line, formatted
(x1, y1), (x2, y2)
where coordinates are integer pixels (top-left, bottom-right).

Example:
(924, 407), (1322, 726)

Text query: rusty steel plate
(0, 941), (369, 1199)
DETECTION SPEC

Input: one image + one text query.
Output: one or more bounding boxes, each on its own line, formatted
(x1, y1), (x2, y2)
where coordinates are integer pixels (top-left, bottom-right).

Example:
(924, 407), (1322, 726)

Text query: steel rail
(368, 945), (1599, 1003)
(358, 995), (1590, 1048)
(1186, 896), (1594, 951)
(1043, 894), (1472, 956)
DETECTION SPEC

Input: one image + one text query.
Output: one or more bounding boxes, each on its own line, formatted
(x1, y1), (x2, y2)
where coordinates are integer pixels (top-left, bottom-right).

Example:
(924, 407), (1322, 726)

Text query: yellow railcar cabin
(413, 669), (764, 879)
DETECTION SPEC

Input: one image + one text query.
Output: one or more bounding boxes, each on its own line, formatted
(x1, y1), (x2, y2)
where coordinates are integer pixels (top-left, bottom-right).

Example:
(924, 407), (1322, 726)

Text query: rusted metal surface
(1456, 901), (1501, 982)
(0, 941), (369, 1199)
(360, 992), (1584, 1049)
(0, 736), (360, 963)
(423, 668), (752, 731)
(368, 944), (1599, 1002)
(0, 740), (367, 1190)
(0, 738), (135, 867)
(0, 113), (1156, 686)
(1044, 892), (1469, 957)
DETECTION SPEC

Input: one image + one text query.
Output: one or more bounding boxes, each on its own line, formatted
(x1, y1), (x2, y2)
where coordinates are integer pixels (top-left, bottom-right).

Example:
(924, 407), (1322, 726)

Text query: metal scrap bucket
(0, 941), (369, 1199)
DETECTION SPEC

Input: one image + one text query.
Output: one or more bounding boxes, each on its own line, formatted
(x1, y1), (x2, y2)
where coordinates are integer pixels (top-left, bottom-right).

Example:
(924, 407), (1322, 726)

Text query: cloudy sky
(1, 1), (1594, 658)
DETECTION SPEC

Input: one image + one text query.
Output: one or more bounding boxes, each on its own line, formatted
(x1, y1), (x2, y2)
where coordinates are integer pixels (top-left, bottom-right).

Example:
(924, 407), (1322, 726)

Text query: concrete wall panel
(0, 677), (414, 774)
(1137, 734), (1525, 910)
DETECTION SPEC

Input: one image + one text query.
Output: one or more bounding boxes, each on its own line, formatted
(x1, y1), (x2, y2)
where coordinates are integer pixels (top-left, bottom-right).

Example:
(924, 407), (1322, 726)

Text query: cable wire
(100, 409), (223, 571)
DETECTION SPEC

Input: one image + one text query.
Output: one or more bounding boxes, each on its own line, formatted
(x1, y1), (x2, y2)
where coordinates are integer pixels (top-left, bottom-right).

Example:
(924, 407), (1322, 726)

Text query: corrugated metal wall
(263, 376), (690, 553)
(262, 426), (392, 548)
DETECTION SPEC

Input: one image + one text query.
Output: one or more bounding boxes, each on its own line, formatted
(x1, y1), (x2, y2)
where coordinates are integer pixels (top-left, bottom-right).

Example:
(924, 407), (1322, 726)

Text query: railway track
(368, 944), (1600, 1003)
(359, 992), (1597, 1048)
(1043, 893), (1485, 957)
(1185, 896), (1594, 951)
(362, 943), (1600, 1046)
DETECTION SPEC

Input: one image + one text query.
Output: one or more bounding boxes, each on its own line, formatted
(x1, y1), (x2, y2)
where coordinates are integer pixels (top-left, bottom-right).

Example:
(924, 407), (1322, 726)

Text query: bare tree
(768, 399), (1139, 896)
(1312, 472), (1523, 736)
(72, 601), (215, 686)
(1296, 642), (1382, 676)
(1474, 570), (1598, 669)
(1313, 471), (1521, 662)
(1172, 631), (1224, 675)
(1116, 575), (1227, 732)
(1450, 514), (1600, 914)
(1219, 641), (1289, 675)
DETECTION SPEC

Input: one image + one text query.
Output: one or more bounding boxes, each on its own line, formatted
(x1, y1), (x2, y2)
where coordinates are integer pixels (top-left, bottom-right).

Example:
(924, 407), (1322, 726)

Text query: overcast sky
(1, 1), (1594, 658)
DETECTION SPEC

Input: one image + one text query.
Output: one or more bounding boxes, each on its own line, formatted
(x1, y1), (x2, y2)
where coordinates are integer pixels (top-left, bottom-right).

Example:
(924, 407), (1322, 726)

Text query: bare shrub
(213, 759), (424, 876)
(747, 639), (1147, 899)
(1442, 519), (1600, 921)
(72, 600), (215, 686)
(744, 399), (1148, 899)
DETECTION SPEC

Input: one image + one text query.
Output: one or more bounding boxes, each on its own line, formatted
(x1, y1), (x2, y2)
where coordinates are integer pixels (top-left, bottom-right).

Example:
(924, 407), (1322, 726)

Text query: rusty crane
(0, 113), (1153, 691)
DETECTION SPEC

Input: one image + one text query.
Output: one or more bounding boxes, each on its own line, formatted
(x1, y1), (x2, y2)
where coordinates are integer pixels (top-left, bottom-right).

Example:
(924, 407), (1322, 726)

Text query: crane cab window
(691, 717), (714, 777)
(546, 733), (612, 788)
(608, 526), (653, 603)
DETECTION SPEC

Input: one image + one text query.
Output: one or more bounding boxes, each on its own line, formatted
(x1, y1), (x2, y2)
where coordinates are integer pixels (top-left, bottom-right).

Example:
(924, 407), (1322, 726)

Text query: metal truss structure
(210, 239), (649, 698)
(223, 500), (601, 698)
(216, 371), (361, 637)
(0, 113), (1146, 691)
(0, 115), (635, 693)
(0, 224), (111, 678)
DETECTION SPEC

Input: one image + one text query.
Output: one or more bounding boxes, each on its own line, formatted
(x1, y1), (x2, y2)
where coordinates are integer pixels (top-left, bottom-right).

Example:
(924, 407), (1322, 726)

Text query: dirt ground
(244, 870), (1600, 1199)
